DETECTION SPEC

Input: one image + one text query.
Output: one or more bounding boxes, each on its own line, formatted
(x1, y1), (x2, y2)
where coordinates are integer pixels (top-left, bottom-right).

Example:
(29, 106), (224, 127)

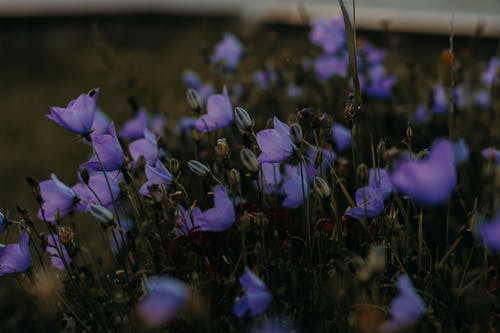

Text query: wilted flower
(233, 267), (272, 318)
(313, 176), (331, 198)
(390, 139), (456, 204)
(128, 129), (162, 166)
(46, 233), (71, 271)
(240, 148), (259, 174)
(139, 161), (173, 198)
(211, 33), (243, 71)
(256, 117), (296, 163)
(0, 230), (31, 276)
(332, 122), (351, 152)
(37, 174), (82, 222)
(482, 147), (500, 164)
(368, 168), (393, 199)
(186, 88), (202, 113)
(47, 88), (99, 138)
(346, 187), (384, 218)
(81, 122), (125, 172)
(196, 186), (235, 232)
(379, 275), (425, 332)
(478, 208), (500, 252)
(119, 109), (149, 140)
(194, 86), (233, 132)
(136, 276), (189, 326)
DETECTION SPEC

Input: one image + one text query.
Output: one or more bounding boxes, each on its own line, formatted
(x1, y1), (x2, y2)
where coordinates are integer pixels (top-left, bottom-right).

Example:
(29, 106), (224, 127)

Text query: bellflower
(482, 57), (500, 86)
(129, 129), (161, 166)
(137, 276), (189, 326)
(0, 230), (31, 276)
(73, 172), (121, 210)
(368, 168), (393, 199)
(196, 186), (235, 232)
(151, 115), (166, 137)
(47, 89), (98, 138)
(365, 65), (396, 100)
(307, 147), (336, 174)
(176, 205), (202, 235)
(258, 163), (283, 195)
(0, 212), (6, 235)
(119, 109), (149, 140)
(92, 109), (111, 135)
(46, 233), (71, 271)
(453, 138), (469, 165)
(432, 84), (448, 114)
(413, 103), (429, 124)
(194, 86), (233, 132)
(177, 117), (198, 136)
(233, 267), (272, 318)
(475, 90), (491, 109)
(81, 122), (125, 172)
(309, 17), (345, 54)
(359, 42), (385, 65)
(380, 275), (425, 332)
(256, 117), (296, 163)
(452, 85), (468, 109)
(139, 161), (173, 198)
(210, 33), (243, 71)
(482, 147), (500, 164)
(346, 186), (384, 219)
(37, 174), (82, 222)
(478, 208), (500, 252)
(332, 122), (351, 152)
(182, 69), (202, 89)
(314, 55), (347, 81)
(390, 139), (456, 204)
(282, 164), (310, 208)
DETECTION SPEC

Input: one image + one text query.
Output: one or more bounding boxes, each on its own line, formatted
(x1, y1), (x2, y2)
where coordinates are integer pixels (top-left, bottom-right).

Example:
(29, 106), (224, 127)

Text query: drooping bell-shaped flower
(129, 129), (161, 166)
(257, 163), (283, 195)
(139, 161), (173, 198)
(368, 168), (393, 199)
(478, 208), (500, 253)
(196, 186), (235, 232)
(37, 174), (82, 223)
(332, 122), (351, 152)
(390, 139), (456, 205)
(81, 122), (125, 172)
(210, 33), (244, 71)
(346, 186), (384, 218)
(282, 164), (310, 208)
(73, 171), (121, 210)
(47, 89), (99, 138)
(176, 205), (202, 235)
(379, 275), (425, 332)
(0, 212), (6, 235)
(46, 233), (71, 271)
(92, 109), (111, 135)
(233, 267), (272, 318)
(256, 117), (296, 163)
(136, 276), (190, 326)
(0, 230), (31, 276)
(119, 109), (149, 140)
(194, 86), (233, 132)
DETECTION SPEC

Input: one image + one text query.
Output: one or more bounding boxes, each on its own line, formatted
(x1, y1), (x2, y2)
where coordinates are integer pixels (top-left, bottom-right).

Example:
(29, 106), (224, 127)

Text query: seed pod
(89, 205), (114, 224)
(313, 177), (331, 198)
(357, 163), (369, 184)
(240, 148), (259, 173)
(289, 123), (303, 146)
(186, 88), (202, 113)
(188, 160), (210, 177)
(215, 138), (231, 158)
(234, 107), (253, 132)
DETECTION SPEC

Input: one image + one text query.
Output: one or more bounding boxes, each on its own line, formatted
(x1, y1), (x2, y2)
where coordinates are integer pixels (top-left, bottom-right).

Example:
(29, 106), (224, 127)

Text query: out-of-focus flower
(346, 187), (384, 218)
(46, 233), (71, 271)
(475, 90), (491, 109)
(482, 147), (500, 164)
(413, 103), (429, 124)
(453, 138), (469, 165)
(359, 42), (386, 65)
(332, 122), (351, 152)
(252, 64), (278, 91)
(176, 117), (198, 135)
(256, 117), (296, 163)
(37, 174), (82, 222)
(368, 168), (393, 199)
(129, 129), (161, 166)
(0, 230), (31, 276)
(139, 161), (173, 198)
(379, 275), (425, 332)
(233, 267), (272, 318)
(309, 17), (346, 54)
(287, 83), (304, 99)
(0, 212), (6, 235)
(182, 69), (202, 89)
(81, 122), (125, 172)
(151, 115), (166, 137)
(251, 319), (294, 333)
(282, 164), (310, 208)
(136, 276), (189, 326)
(390, 139), (456, 204)
(119, 109), (149, 140)
(194, 86), (233, 132)
(452, 85), (468, 109)
(211, 33), (243, 71)
(314, 54), (347, 81)
(478, 208), (500, 252)
(432, 84), (448, 114)
(365, 65), (396, 100)
(196, 186), (235, 232)
(482, 57), (500, 86)
(47, 89), (98, 138)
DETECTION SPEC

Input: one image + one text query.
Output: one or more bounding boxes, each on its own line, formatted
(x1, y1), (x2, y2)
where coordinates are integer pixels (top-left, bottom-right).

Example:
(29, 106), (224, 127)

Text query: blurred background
(0, 0), (498, 213)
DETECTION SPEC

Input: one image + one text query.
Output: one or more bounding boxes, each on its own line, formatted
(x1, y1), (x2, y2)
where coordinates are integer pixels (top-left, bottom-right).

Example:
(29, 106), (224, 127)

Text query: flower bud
(186, 88), (202, 113)
(228, 169), (241, 186)
(26, 177), (42, 203)
(87, 88), (98, 97)
(406, 123), (413, 140)
(313, 177), (331, 198)
(80, 168), (90, 185)
(215, 138), (231, 158)
(240, 148), (259, 173)
(89, 205), (114, 224)
(188, 160), (210, 177)
(376, 140), (386, 157)
(289, 123), (303, 146)
(169, 158), (180, 174)
(234, 107), (253, 132)
(356, 163), (369, 184)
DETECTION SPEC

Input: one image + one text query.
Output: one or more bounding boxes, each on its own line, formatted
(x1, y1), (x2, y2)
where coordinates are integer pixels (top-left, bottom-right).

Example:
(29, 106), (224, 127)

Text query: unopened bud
(26, 177), (42, 203)
(215, 138), (231, 158)
(406, 124), (413, 139)
(357, 163), (369, 184)
(169, 158), (180, 174)
(87, 88), (98, 97)
(80, 168), (90, 185)
(240, 148), (259, 173)
(228, 169), (241, 186)
(89, 205), (114, 224)
(186, 88), (202, 113)
(290, 123), (303, 146)
(188, 160), (210, 176)
(313, 177), (331, 198)
(377, 140), (386, 157)
(234, 107), (253, 132)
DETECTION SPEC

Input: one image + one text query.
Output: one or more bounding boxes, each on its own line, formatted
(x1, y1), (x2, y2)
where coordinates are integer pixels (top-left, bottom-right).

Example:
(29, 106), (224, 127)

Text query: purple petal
(194, 87), (233, 132)
(197, 186), (235, 232)
(0, 230), (31, 276)
(119, 109), (149, 140)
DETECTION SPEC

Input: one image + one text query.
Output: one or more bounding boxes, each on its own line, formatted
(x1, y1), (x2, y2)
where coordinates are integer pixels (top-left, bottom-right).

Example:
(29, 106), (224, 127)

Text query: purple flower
(129, 129), (161, 166)
(194, 86), (233, 132)
(196, 186), (235, 232)
(453, 138), (469, 165)
(452, 85), (468, 109)
(432, 84), (448, 114)
(37, 174), (81, 223)
(478, 208), (500, 252)
(380, 275), (425, 332)
(137, 276), (189, 326)
(332, 122), (351, 152)
(282, 164), (310, 208)
(46, 233), (71, 271)
(482, 57), (500, 86)
(256, 117), (296, 163)
(47, 89), (98, 137)
(365, 65), (396, 100)
(73, 172), (121, 210)
(151, 115), (166, 137)
(359, 43), (386, 65)
(368, 168), (393, 199)
(314, 54), (347, 81)
(109, 211), (135, 254)
(346, 187), (384, 218)
(139, 161), (173, 198)
(309, 17), (346, 54)
(176, 205), (202, 235)
(258, 163), (283, 195)
(251, 320), (294, 333)
(475, 90), (491, 109)
(119, 109), (149, 140)
(211, 33), (243, 71)
(81, 122), (125, 172)
(233, 267), (272, 318)
(287, 83), (303, 99)
(92, 109), (111, 135)
(182, 69), (202, 89)
(0, 212), (6, 235)
(482, 147), (500, 164)
(413, 103), (429, 124)
(307, 147), (336, 174)
(176, 117), (198, 135)
(0, 230), (31, 276)
(390, 139), (456, 204)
